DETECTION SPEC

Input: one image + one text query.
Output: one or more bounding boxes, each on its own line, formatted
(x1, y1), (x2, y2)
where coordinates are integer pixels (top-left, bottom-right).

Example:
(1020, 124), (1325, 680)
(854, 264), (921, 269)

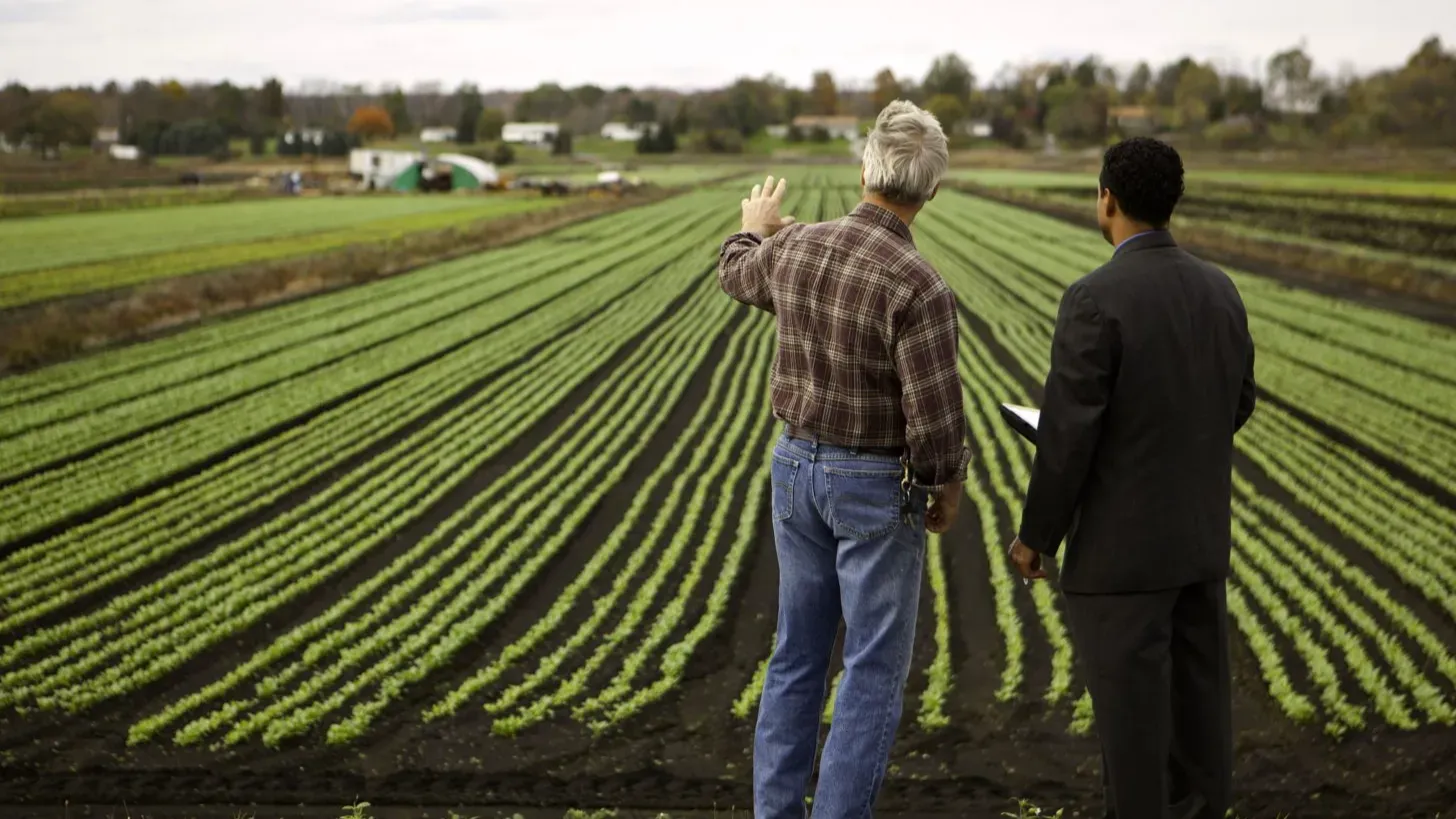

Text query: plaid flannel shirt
(718, 202), (969, 491)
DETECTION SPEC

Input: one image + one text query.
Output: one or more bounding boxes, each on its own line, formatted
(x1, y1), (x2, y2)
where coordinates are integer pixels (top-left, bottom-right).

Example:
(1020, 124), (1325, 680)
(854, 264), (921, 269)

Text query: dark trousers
(1063, 580), (1233, 819)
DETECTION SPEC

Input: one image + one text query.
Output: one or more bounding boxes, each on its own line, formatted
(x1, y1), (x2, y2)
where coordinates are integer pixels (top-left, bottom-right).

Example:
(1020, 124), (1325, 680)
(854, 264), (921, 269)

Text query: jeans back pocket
(824, 465), (902, 539)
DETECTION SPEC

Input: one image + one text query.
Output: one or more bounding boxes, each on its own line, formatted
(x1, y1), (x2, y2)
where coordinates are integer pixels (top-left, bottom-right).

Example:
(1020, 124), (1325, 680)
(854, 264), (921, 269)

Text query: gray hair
(861, 100), (949, 206)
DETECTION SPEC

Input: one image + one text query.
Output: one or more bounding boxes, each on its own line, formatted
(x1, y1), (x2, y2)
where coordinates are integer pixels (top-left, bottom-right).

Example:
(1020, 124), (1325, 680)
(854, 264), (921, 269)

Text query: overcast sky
(2, 0), (1452, 91)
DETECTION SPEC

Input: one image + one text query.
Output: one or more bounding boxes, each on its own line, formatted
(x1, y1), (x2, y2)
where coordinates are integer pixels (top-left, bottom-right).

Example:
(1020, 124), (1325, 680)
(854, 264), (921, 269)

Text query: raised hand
(741, 175), (797, 237)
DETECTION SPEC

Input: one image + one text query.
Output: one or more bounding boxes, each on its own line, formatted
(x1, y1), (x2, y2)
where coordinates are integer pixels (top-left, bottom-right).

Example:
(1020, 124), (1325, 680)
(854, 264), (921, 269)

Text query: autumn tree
(871, 68), (902, 112)
(347, 105), (395, 141)
(810, 71), (838, 114)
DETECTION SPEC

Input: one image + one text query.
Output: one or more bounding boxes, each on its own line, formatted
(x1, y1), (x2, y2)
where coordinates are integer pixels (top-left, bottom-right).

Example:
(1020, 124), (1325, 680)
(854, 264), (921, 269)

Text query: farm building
(600, 122), (657, 142)
(388, 154), (500, 192)
(791, 115), (860, 140)
(419, 126), (457, 143)
(502, 122), (560, 145)
(108, 144), (141, 161)
(350, 148), (426, 190)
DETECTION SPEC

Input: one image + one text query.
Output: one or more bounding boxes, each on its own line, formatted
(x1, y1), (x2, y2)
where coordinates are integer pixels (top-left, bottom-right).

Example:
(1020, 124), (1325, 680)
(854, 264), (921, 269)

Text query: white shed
(420, 126), (457, 143)
(502, 122), (560, 145)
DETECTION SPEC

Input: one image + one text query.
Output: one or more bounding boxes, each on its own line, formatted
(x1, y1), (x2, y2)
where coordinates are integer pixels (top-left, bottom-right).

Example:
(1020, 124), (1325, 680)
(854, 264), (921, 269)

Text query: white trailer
(349, 148), (424, 190)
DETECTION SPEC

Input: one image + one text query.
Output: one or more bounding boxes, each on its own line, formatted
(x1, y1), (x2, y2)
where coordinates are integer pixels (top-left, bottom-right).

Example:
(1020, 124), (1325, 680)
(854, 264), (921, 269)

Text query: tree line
(1, 36), (1451, 158)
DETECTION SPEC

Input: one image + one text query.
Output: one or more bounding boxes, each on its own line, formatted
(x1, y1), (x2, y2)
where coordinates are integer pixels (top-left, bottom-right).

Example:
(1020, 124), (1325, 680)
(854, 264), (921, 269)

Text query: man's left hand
(1008, 537), (1046, 583)
(742, 175), (796, 237)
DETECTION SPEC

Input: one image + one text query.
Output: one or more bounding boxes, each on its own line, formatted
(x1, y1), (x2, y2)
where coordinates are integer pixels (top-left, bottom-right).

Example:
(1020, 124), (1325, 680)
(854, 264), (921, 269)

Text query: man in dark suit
(1008, 137), (1257, 819)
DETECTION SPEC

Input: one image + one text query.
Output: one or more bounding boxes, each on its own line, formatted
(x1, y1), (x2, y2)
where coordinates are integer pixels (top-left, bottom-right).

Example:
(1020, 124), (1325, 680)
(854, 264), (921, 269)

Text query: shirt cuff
(910, 445), (971, 494)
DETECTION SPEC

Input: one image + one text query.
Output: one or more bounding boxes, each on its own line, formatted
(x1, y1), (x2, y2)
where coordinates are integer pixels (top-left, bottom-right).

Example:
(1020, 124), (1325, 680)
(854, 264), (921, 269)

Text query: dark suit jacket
(1018, 231), (1256, 594)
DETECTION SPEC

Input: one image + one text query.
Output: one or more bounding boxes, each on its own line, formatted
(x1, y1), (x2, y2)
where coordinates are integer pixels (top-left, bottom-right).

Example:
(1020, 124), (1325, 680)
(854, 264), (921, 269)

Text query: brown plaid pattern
(718, 202), (969, 490)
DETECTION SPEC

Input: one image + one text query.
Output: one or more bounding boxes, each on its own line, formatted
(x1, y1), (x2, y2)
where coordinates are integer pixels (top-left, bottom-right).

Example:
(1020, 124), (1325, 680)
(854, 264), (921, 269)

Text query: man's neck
(862, 193), (922, 227)
(1110, 220), (1161, 248)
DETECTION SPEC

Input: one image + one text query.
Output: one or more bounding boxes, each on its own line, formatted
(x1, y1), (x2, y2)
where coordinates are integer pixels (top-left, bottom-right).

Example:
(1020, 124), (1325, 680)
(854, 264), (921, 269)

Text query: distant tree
(871, 68), (902, 112)
(212, 81), (248, 137)
(687, 128), (744, 153)
(455, 83), (483, 144)
(573, 84), (607, 110)
(1374, 36), (1456, 145)
(781, 88), (808, 122)
(551, 127), (573, 155)
(671, 102), (691, 135)
(319, 130), (353, 157)
(32, 91), (98, 154)
(259, 77), (287, 122)
(490, 141), (515, 166)
(0, 83), (36, 146)
(625, 96), (657, 124)
(1223, 74), (1265, 118)
(1123, 62), (1153, 104)
(924, 93), (968, 132)
(808, 125), (831, 143)
(382, 89), (412, 135)
(347, 105), (395, 140)
(477, 107), (506, 141)
(923, 54), (975, 104)
(1267, 43), (1322, 115)
(785, 124), (805, 143)
(156, 118), (228, 156)
(635, 121), (677, 154)
(810, 71), (838, 114)
(248, 132), (268, 156)
(515, 82), (574, 121)
(1174, 61), (1224, 129)
(1042, 83), (1108, 144)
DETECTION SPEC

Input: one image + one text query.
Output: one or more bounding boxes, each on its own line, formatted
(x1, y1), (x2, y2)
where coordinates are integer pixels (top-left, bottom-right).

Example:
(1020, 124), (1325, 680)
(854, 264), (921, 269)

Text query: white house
(420, 126), (457, 143)
(349, 148), (425, 189)
(502, 122), (560, 145)
(600, 122), (657, 142)
(95, 126), (120, 144)
(765, 124), (790, 139)
(108, 144), (141, 161)
(791, 115), (860, 140)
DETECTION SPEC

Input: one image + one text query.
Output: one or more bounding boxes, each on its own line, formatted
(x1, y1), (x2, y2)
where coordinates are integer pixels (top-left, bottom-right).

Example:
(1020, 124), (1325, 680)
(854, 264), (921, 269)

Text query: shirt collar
(1114, 230), (1158, 252)
(1113, 228), (1174, 256)
(850, 202), (915, 243)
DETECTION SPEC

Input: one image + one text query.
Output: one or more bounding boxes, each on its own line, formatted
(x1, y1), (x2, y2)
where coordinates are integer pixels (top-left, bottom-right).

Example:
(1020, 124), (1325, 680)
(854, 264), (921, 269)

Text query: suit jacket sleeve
(718, 231), (778, 313)
(1019, 282), (1117, 557)
(1236, 340), (1256, 432)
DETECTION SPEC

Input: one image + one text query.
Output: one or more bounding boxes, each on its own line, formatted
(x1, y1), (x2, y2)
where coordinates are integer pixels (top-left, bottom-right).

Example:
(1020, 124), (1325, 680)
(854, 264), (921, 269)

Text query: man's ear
(860, 168), (866, 188)
(928, 183), (940, 202)
(1100, 187), (1117, 220)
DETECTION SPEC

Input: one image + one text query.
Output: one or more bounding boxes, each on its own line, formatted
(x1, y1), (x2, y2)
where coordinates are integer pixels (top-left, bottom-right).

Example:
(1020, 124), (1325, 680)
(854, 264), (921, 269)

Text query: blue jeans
(754, 433), (927, 819)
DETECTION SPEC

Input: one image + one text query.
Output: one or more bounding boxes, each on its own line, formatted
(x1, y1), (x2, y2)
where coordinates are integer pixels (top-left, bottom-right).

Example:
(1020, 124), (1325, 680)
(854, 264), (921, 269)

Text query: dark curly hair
(1098, 137), (1185, 227)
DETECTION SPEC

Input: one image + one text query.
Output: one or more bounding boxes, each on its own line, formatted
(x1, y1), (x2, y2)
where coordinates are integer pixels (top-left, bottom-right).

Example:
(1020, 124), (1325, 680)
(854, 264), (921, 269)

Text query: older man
(718, 100), (969, 819)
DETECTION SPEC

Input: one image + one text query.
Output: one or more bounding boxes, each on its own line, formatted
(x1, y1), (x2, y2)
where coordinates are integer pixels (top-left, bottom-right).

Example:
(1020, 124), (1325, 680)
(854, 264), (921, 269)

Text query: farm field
(951, 167), (1456, 304)
(0, 172), (1454, 818)
(0, 193), (568, 308)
